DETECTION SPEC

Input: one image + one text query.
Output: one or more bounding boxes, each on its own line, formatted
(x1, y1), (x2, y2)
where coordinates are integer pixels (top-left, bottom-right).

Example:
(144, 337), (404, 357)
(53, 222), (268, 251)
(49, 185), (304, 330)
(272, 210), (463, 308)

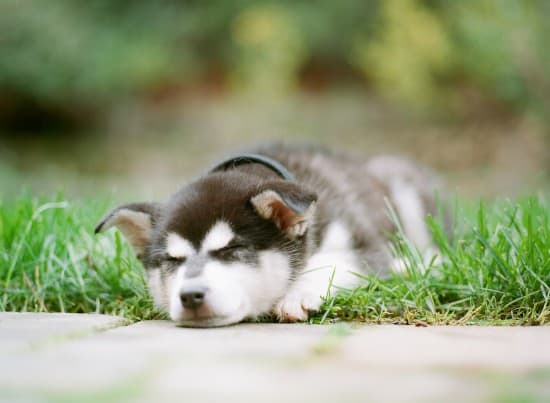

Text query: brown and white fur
(95, 144), (445, 327)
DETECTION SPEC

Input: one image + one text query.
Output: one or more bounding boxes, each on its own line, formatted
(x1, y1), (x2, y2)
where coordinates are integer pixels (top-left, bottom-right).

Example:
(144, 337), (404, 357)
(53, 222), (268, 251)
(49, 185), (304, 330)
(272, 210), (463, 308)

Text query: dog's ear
(95, 202), (161, 256)
(251, 182), (317, 239)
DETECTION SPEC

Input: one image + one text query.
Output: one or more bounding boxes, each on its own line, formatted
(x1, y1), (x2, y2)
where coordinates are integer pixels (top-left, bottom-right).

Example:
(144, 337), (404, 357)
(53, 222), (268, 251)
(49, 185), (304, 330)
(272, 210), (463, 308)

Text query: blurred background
(0, 0), (548, 200)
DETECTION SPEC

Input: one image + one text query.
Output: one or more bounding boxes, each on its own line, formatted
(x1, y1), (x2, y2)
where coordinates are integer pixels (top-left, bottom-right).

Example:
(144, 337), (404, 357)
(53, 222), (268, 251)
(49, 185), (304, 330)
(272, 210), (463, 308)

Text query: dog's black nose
(179, 287), (207, 309)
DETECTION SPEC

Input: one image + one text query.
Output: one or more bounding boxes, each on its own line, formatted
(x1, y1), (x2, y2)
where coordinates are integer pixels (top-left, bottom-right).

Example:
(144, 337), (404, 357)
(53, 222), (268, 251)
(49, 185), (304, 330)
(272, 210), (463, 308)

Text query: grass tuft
(0, 194), (164, 321)
(1, 193), (548, 325)
(314, 196), (549, 325)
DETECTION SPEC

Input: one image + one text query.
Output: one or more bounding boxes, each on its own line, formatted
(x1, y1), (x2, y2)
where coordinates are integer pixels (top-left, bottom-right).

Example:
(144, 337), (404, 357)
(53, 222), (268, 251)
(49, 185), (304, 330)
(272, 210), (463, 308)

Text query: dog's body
(96, 144), (444, 327)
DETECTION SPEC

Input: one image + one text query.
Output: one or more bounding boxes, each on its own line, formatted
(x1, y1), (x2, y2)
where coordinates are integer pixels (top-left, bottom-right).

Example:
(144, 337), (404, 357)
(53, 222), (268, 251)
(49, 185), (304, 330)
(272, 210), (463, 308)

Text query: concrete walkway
(1, 313), (549, 403)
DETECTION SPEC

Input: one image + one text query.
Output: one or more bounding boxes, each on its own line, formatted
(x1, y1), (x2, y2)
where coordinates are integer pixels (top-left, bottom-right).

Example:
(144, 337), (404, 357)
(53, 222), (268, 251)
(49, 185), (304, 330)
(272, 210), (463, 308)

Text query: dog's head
(95, 171), (317, 327)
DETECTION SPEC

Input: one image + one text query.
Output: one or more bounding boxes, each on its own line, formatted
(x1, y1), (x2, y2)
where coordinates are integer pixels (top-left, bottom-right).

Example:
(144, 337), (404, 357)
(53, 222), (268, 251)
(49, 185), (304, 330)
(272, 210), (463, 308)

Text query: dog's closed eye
(165, 256), (187, 265)
(210, 244), (246, 260)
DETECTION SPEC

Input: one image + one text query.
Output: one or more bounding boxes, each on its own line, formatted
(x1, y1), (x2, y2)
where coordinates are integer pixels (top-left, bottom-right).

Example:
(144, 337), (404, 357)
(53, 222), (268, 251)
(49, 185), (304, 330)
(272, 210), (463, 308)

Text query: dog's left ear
(95, 202), (161, 257)
(251, 182), (317, 239)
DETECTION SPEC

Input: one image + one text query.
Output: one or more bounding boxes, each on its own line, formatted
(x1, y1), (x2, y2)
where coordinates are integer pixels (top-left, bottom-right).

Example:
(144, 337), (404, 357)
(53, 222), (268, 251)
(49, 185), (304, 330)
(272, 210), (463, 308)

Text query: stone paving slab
(341, 325), (550, 370)
(0, 312), (127, 353)
(1, 315), (549, 403)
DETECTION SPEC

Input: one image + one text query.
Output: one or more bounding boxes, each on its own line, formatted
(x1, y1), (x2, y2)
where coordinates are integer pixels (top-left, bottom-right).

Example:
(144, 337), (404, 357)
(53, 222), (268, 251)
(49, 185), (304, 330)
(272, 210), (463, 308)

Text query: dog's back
(255, 144), (445, 273)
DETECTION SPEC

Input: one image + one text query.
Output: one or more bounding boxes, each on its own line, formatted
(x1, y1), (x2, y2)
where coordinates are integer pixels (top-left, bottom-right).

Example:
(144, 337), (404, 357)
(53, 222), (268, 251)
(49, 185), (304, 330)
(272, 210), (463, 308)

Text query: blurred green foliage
(230, 4), (306, 93)
(446, 0), (550, 113)
(352, 0), (452, 108)
(0, 0), (549, 116)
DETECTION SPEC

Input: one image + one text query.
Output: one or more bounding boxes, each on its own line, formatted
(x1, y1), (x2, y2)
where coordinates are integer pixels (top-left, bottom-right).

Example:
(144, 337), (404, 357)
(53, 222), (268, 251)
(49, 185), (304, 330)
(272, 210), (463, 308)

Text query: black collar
(209, 153), (295, 182)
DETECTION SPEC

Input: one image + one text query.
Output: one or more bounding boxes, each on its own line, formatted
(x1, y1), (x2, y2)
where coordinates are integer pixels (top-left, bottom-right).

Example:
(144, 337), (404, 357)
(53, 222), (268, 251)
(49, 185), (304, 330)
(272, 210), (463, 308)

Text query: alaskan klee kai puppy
(96, 144), (444, 327)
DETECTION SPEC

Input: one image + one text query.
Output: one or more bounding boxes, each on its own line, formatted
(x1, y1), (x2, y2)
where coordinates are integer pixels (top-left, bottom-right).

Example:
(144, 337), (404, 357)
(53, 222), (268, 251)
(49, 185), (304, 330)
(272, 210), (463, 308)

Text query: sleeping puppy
(95, 144), (445, 327)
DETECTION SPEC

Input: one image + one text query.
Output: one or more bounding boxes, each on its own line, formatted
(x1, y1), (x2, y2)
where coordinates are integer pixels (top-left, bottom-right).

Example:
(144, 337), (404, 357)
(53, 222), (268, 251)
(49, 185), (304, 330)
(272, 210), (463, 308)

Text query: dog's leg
(366, 156), (445, 272)
(389, 178), (440, 272)
(273, 266), (333, 322)
(389, 179), (431, 250)
(273, 221), (360, 322)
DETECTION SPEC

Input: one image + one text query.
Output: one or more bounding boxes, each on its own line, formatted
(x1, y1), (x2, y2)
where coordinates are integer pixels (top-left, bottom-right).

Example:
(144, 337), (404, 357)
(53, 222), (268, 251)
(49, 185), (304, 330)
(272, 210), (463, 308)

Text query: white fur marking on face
(167, 248), (292, 327)
(201, 221), (234, 253)
(166, 233), (195, 258)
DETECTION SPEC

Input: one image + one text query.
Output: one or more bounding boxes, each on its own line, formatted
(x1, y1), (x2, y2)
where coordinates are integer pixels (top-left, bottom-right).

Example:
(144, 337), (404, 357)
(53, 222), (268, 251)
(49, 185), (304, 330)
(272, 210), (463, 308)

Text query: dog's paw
(273, 290), (322, 322)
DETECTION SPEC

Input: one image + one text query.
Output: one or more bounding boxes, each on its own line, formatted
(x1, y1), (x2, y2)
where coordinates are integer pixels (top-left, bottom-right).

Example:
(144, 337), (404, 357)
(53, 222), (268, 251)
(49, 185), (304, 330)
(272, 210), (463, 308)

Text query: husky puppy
(95, 144), (444, 327)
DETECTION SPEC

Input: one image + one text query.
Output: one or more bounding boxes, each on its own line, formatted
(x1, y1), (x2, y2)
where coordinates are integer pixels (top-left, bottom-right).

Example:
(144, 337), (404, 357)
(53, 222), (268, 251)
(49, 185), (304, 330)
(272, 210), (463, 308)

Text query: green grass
(314, 196), (550, 325)
(0, 195), (162, 321)
(1, 194), (549, 325)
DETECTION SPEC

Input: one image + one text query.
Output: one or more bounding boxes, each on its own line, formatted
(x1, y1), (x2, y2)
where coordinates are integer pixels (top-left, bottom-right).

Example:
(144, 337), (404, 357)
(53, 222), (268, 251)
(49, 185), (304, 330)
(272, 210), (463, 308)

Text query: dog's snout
(179, 287), (208, 309)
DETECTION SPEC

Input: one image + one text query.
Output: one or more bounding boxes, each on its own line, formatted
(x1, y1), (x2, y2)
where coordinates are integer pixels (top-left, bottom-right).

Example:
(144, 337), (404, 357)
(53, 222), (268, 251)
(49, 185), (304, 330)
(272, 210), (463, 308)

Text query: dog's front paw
(273, 291), (322, 322)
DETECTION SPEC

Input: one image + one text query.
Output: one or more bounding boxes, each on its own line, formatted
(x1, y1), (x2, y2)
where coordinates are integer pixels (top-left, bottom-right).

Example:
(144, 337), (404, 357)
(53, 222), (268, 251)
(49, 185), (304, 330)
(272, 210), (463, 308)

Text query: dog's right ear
(95, 202), (160, 257)
(251, 182), (317, 239)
